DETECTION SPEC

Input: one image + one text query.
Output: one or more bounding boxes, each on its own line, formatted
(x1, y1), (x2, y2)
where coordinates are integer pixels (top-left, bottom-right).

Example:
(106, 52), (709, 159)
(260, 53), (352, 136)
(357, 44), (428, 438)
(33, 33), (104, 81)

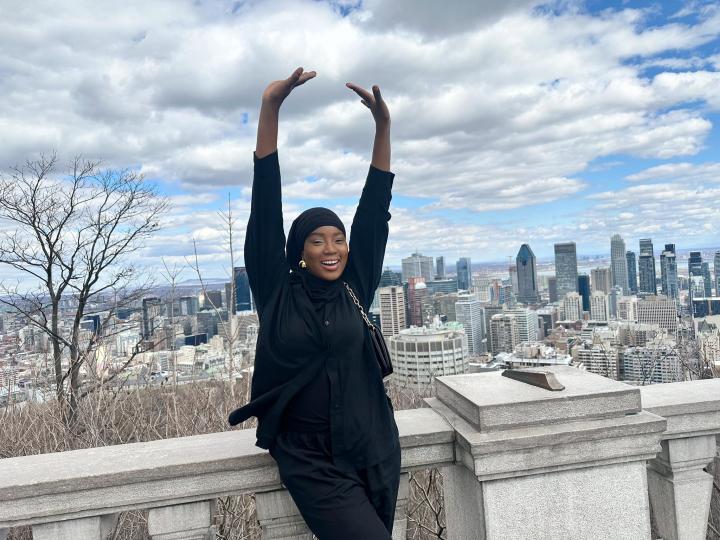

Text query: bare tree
(0, 152), (169, 425)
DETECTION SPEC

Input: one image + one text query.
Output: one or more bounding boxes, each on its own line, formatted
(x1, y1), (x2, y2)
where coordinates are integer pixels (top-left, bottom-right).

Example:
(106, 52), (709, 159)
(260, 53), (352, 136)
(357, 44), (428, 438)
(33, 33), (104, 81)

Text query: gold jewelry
(299, 259), (307, 268)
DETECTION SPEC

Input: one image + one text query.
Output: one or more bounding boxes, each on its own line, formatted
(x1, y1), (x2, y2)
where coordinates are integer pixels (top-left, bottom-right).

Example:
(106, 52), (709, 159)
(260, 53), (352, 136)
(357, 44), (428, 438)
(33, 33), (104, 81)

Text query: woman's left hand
(346, 83), (390, 127)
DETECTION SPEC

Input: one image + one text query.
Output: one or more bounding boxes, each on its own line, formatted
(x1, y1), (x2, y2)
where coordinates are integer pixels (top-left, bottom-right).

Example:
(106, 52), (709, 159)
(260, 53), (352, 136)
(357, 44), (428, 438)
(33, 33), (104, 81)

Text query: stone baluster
(647, 435), (716, 540)
(32, 514), (117, 540)
(391, 472), (409, 540)
(147, 501), (215, 540)
(0, 528), (8, 540)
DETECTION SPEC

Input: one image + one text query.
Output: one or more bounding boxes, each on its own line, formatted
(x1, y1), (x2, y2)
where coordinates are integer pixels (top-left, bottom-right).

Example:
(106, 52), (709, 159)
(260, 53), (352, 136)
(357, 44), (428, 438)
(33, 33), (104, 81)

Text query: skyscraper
(689, 251), (703, 280)
(626, 251), (638, 294)
(547, 276), (558, 303)
(379, 286), (406, 338)
(554, 242), (578, 298)
(406, 277), (428, 327)
(591, 267), (612, 294)
(715, 251), (720, 296)
(660, 244), (678, 300)
(233, 266), (252, 312)
(402, 252), (435, 283)
(515, 244), (539, 304)
(455, 296), (485, 355)
(141, 297), (161, 340)
(562, 292), (583, 321)
(379, 267), (402, 287)
(578, 274), (591, 312)
(610, 234), (629, 295)
(702, 261), (713, 297)
(435, 256), (446, 279)
(590, 291), (609, 321)
(456, 257), (472, 291)
(638, 239), (657, 295)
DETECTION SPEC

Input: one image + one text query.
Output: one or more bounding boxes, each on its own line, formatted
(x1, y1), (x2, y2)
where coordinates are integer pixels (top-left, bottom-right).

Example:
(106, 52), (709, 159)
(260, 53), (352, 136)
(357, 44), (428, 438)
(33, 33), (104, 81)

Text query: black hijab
(286, 207), (347, 308)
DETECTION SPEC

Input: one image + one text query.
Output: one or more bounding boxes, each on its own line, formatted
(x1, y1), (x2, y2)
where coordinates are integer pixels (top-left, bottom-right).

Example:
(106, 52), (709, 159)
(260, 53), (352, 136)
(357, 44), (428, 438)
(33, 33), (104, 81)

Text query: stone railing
(1, 366), (719, 540)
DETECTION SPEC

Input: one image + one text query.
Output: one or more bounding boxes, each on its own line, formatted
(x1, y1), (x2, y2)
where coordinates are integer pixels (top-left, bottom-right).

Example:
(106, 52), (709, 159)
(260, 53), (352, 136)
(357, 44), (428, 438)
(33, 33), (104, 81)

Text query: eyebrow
(308, 232), (345, 238)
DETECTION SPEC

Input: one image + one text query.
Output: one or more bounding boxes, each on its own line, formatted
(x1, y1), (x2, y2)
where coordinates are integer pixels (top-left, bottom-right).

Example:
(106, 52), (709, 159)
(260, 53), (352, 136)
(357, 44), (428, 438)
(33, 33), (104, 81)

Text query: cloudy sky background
(1, 0), (719, 283)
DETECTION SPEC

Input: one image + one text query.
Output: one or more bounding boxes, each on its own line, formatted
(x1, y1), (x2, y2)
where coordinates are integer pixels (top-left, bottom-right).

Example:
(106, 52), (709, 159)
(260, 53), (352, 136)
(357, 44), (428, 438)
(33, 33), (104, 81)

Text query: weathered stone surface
(436, 366), (641, 432)
(256, 489), (312, 539)
(148, 501), (214, 540)
(32, 514), (116, 540)
(641, 379), (720, 438)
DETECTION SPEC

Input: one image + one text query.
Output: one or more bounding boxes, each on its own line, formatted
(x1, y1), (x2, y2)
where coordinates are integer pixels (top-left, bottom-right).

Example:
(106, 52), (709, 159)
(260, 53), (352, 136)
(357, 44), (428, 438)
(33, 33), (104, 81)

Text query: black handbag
(343, 281), (393, 379)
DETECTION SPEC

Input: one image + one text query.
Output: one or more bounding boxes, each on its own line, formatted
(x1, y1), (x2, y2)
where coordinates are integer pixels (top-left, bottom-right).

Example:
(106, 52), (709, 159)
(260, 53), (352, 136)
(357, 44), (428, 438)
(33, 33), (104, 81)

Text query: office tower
(509, 265), (519, 295)
(490, 313), (520, 354)
(379, 267), (402, 287)
(233, 267), (252, 312)
(702, 262), (713, 297)
(472, 275), (492, 302)
(426, 279), (458, 295)
(690, 276), (706, 300)
(608, 286), (623, 318)
(637, 295), (678, 333)
(548, 276), (558, 303)
(456, 257), (472, 291)
(637, 239), (657, 295)
(562, 292), (583, 321)
(388, 324), (468, 390)
(660, 244), (678, 300)
(590, 292), (609, 322)
(516, 244), (540, 304)
(484, 305), (504, 353)
(715, 251), (720, 296)
(626, 251), (638, 294)
(578, 274), (591, 312)
(623, 342), (682, 384)
(196, 311), (219, 339)
(379, 286), (406, 338)
(577, 343), (620, 380)
(202, 290), (223, 309)
(406, 277), (428, 327)
(536, 307), (558, 337)
(433, 292), (460, 321)
(142, 297), (161, 340)
(436, 256), (446, 279)
(503, 307), (539, 343)
(610, 234), (629, 294)
(455, 296), (485, 356)
(554, 242), (578, 298)
(402, 252), (434, 283)
(591, 267), (612, 295)
(224, 283), (235, 315)
(618, 296), (639, 322)
(179, 296), (199, 316)
(689, 251), (703, 278)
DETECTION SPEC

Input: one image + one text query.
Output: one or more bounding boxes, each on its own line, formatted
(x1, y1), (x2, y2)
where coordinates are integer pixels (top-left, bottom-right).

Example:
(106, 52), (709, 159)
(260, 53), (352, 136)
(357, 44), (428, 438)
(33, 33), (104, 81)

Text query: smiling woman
(227, 67), (399, 540)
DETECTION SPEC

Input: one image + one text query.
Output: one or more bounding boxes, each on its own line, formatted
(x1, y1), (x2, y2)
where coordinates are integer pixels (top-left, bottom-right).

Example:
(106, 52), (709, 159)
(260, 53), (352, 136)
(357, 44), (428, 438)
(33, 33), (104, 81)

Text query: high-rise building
(484, 305), (504, 353)
(637, 295), (678, 334)
(379, 267), (403, 287)
(578, 274), (591, 312)
(554, 242), (578, 298)
(660, 245), (678, 300)
(589, 292), (609, 322)
(402, 252), (434, 283)
(489, 313), (520, 354)
(388, 323), (468, 391)
(623, 340), (682, 384)
(142, 297), (161, 340)
(233, 267), (252, 312)
(179, 296), (199, 316)
(591, 267), (612, 295)
(608, 286), (623, 318)
(626, 251), (638, 294)
(436, 256), (446, 279)
(202, 290), (223, 309)
(547, 276), (558, 303)
(516, 244), (540, 304)
(715, 251), (720, 296)
(702, 262), (713, 297)
(503, 307), (539, 343)
(618, 296), (639, 322)
(455, 296), (485, 356)
(689, 251), (703, 279)
(426, 279), (458, 295)
(379, 286), (406, 338)
(610, 234), (629, 294)
(406, 277), (428, 327)
(577, 343), (620, 380)
(225, 282), (235, 315)
(456, 257), (472, 291)
(638, 239), (657, 295)
(562, 292), (583, 321)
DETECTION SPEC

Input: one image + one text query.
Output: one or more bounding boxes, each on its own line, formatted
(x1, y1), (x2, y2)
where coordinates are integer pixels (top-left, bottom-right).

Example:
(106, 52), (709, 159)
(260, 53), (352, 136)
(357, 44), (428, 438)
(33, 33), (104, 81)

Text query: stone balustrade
(0, 367), (718, 540)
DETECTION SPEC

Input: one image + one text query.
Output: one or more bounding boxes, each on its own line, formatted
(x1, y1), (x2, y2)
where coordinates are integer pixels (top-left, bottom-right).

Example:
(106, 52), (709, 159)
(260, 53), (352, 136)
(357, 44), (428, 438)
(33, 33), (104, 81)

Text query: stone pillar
(255, 489), (313, 539)
(647, 435), (716, 540)
(33, 515), (116, 540)
(0, 528), (8, 540)
(429, 366), (667, 540)
(148, 501), (215, 540)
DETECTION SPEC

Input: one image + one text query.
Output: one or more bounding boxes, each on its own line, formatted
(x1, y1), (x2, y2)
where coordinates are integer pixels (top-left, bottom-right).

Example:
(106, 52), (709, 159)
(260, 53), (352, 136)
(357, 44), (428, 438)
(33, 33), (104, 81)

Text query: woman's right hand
(262, 67), (316, 108)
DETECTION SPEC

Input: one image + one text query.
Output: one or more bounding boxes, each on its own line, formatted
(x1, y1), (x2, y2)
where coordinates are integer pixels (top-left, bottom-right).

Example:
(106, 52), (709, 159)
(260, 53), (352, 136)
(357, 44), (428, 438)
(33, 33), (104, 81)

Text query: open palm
(262, 67), (316, 106)
(345, 83), (390, 126)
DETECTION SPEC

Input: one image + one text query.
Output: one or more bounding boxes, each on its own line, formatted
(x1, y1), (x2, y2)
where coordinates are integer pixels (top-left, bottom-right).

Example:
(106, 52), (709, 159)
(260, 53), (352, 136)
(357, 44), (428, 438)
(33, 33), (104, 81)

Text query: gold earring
(299, 259), (307, 268)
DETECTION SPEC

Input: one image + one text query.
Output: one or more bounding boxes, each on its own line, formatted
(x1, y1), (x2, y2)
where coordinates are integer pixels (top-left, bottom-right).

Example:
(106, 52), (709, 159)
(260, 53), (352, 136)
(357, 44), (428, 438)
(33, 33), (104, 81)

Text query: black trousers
(269, 430), (401, 540)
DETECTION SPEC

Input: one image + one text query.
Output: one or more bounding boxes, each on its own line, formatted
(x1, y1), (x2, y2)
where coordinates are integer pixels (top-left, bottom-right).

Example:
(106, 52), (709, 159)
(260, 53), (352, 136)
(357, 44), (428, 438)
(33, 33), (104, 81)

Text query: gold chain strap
(343, 281), (373, 328)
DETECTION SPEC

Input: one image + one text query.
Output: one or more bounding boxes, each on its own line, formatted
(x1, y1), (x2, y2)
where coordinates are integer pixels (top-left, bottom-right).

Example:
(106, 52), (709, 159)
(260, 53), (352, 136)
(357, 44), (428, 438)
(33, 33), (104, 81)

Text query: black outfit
(228, 150), (400, 539)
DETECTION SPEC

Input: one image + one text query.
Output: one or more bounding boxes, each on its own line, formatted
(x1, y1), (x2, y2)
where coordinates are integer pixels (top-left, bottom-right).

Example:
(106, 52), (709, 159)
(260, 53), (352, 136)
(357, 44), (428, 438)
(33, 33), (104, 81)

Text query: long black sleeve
(244, 150), (290, 318)
(344, 164), (395, 310)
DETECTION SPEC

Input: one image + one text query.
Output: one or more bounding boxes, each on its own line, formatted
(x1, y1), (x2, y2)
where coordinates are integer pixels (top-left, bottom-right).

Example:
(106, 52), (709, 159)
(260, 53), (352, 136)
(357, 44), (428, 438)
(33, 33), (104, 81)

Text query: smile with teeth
(321, 259), (339, 267)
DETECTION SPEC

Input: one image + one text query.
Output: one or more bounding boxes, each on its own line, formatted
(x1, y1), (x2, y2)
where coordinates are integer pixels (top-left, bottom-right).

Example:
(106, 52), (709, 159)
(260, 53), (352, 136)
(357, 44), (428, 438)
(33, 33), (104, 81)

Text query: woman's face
(301, 225), (349, 281)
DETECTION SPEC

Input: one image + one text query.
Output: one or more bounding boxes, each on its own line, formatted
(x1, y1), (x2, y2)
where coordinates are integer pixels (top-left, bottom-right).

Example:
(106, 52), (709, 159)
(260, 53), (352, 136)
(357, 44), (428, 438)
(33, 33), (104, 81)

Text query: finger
(295, 71), (317, 86)
(288, 67), (303, 82)
(346, 82), (372, 100)
(360, 100), (371, 109)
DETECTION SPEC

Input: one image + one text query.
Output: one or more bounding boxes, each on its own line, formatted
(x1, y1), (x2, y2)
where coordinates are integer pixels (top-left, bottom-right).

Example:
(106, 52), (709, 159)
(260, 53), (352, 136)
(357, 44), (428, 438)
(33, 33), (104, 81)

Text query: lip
(319, 260), (340, 271)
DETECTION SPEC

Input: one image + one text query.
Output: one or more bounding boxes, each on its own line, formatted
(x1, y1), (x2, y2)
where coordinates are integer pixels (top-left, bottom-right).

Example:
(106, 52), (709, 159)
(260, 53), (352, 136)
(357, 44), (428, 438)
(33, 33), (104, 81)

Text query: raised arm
(344, 83), (394, 308)
(245, 68), (316, 316)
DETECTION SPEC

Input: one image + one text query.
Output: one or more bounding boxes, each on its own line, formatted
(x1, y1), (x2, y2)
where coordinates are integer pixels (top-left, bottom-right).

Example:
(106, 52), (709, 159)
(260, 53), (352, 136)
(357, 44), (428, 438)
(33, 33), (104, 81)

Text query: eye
(313, 240), (323, 245)
(335, 239), (345, 243)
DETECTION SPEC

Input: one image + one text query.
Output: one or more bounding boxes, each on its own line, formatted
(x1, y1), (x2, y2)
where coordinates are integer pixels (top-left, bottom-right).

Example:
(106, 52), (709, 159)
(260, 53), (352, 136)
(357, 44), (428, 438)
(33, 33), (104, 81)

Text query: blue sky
(0, 0), (719, 283)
